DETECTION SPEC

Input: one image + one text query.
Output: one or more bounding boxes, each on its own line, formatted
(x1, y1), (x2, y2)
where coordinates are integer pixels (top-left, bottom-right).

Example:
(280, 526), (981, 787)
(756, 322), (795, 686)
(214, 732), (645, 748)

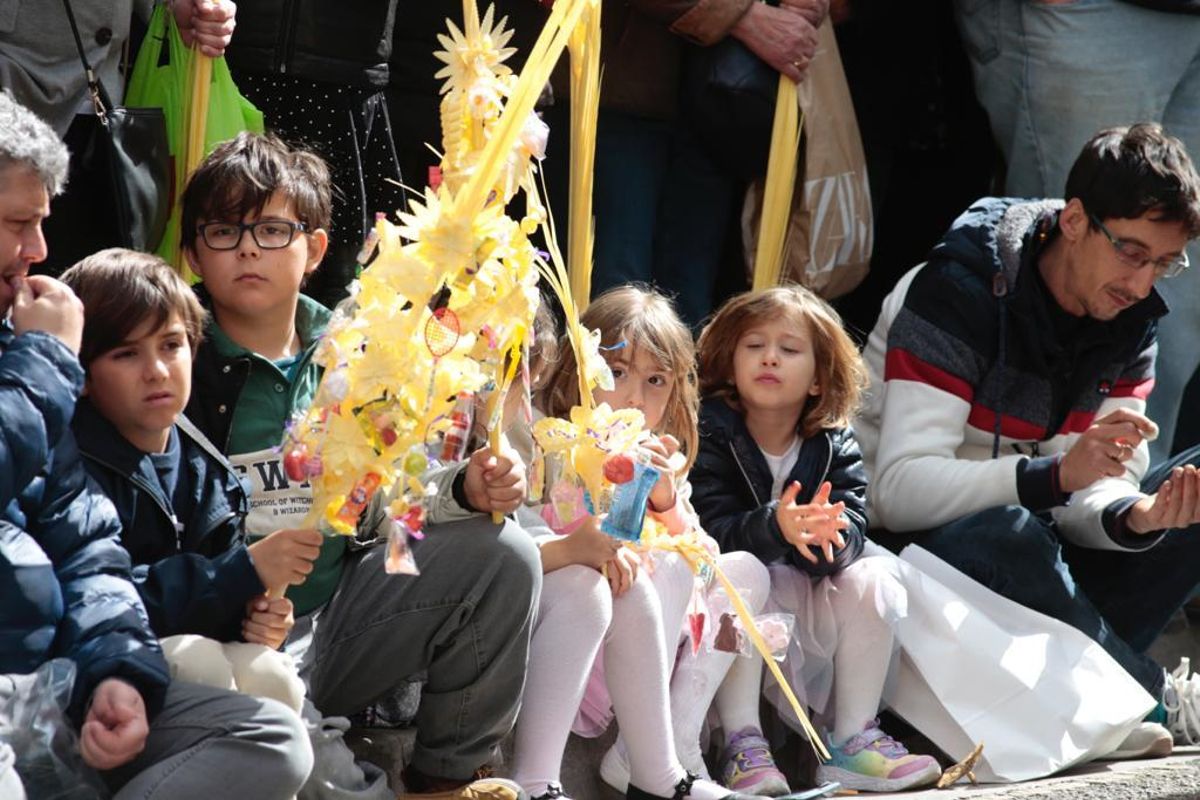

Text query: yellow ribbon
(643, 529), (830, 761)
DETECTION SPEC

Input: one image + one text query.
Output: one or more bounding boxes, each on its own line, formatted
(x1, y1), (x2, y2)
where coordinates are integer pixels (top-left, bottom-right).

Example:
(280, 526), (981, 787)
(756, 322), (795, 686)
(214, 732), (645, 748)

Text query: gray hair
(0, 91), (70, 196)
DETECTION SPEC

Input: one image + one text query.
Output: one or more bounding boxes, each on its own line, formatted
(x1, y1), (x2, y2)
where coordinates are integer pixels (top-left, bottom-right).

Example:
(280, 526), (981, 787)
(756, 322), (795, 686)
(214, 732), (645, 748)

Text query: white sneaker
(1104, 722), (1173, 760)
(1164, 658), (1200, 745)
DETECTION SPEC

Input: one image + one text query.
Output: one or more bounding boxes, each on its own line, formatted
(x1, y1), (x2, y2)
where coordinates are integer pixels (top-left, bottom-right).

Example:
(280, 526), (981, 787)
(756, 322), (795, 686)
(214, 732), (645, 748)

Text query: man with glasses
(856, 123), (1200, 756)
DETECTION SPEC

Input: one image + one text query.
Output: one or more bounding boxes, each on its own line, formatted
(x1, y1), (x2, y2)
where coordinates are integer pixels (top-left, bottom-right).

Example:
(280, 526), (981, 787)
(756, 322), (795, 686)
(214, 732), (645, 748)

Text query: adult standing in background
(224, 1), (407, 310)
(954, 0), (1200, 461)
(533, 0), (826, 328)
(0, 0), (236, 275)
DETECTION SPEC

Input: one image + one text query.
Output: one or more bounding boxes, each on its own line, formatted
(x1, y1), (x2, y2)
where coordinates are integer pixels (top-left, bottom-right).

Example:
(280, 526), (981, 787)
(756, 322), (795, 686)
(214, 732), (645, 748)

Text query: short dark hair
(1066, 123), (1200, 237)
(61, 248), (207, 369)
(180, 132), (332, 252)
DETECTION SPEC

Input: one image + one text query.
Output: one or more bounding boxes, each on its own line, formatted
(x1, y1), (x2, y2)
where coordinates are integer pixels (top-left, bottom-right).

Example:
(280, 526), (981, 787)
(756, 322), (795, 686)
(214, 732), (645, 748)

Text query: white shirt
(761, 436), (801, 501)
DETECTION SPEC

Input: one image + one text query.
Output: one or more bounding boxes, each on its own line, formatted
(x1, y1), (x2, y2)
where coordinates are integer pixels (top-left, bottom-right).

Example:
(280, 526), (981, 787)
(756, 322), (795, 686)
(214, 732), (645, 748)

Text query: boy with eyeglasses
(856, 122), (1200, 758)
(180, 132), (541, 800)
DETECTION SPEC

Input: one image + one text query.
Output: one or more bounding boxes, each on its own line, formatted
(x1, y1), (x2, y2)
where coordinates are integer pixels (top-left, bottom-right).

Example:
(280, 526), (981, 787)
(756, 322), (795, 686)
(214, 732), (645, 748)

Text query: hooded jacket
(691, 397), (867, 576)
(856, 197), (1163, 550)
(0, 327), (168, 723)
(72, 399), (261, 643)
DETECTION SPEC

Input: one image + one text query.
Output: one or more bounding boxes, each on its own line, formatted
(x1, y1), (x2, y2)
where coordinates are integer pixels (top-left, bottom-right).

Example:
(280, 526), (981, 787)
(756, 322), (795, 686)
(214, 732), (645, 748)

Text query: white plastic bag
(882, 545), (1154, 782)
(0, 659), (106, 799)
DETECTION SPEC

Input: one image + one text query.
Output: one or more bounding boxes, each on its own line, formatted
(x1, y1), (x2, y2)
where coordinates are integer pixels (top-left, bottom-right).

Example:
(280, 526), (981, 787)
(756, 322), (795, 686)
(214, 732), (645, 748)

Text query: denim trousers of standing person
(653, 123), (739, 329)
(298, 516), (541, 784)
(589, 111), (674, 296)
(588, 110), (737, 328)
(954, 0), (1200, 461)
(914, 443), (1200, 701)
(104, 681), (312, 799)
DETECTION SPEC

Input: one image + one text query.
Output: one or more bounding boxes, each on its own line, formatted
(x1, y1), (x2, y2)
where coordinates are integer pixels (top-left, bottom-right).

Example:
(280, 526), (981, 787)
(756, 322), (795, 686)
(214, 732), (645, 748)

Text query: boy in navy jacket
(64, 248), (311, 711)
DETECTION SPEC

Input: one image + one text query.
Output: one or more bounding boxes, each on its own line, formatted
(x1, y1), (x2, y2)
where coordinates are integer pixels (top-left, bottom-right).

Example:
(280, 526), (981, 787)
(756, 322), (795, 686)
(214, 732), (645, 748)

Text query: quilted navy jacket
(72, 399), (260, 643)
(0, 327), (168, 722)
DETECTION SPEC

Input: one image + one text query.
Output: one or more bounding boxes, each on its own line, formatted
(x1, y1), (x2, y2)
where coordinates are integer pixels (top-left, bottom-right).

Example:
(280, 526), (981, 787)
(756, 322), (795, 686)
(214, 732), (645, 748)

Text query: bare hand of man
(1128, 465), (1200, 534)
(173, 0), (237, 57)
(11, 275), (84, 354)
(1059, 408), (1158, 493)
(730, 2), (819, 83)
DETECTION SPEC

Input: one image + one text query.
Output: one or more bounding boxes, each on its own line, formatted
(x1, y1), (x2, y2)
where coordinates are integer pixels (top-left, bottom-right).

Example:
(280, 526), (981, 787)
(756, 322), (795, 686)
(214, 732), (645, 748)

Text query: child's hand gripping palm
(776, 480), (849, 565)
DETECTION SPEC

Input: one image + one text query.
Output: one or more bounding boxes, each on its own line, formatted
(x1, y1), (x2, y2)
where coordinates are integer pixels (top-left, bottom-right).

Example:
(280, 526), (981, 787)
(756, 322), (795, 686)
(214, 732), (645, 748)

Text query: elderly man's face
(0, 164), (50, 318)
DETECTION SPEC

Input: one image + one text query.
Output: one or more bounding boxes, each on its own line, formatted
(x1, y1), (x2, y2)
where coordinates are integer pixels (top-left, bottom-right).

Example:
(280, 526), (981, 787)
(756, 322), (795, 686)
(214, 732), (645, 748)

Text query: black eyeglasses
(197, 220), (310, 251)
(1088, 214), (1189, 279)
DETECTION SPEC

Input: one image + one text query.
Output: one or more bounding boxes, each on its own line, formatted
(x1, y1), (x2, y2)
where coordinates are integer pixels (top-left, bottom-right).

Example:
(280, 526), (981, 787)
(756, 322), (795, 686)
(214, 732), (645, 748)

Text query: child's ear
(183, 246), (206, 281)
(305, 228), (330, 275)
(808, 379), (821, 397)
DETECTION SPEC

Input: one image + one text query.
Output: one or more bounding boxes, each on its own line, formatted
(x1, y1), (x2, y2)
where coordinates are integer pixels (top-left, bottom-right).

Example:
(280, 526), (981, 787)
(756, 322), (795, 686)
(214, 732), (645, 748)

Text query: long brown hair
(539, 285), (700, 470)
(696, 286), (866, 439)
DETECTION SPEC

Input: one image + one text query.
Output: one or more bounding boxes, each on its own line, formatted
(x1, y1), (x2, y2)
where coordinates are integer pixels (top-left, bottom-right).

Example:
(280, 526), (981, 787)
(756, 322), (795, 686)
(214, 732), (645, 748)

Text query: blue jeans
(954, 0), (1200, 460)
(916, 444), (1200, 698)
(587, 111), (738, 328)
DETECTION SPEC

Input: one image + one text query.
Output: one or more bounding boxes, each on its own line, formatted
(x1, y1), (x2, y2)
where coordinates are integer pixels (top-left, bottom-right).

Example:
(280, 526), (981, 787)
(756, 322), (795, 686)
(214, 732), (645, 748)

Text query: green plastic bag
(125, 2), (264, 272)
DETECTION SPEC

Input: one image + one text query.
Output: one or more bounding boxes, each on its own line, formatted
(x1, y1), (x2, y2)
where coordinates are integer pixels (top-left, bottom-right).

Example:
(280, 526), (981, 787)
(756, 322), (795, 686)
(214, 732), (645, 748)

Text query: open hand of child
(643, 434), (681, 513)
(776, 480), (849, 565)
(464, 439), (528, 515)
(248, 528), (323, 593)
(605, 545), (640, 597)
(80, 678), (149, 770)
(243, 594), (295, 650)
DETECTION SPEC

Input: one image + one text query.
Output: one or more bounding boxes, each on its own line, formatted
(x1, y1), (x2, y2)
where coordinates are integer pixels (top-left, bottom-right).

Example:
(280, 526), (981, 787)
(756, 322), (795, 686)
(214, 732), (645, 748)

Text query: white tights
(826, 558), (896, 745)
(512, 555), (735, 800)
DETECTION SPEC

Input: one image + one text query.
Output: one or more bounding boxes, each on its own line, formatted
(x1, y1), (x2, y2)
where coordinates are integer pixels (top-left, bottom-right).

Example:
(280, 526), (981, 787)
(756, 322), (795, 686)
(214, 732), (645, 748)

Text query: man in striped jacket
(857, 123), (1200, 750)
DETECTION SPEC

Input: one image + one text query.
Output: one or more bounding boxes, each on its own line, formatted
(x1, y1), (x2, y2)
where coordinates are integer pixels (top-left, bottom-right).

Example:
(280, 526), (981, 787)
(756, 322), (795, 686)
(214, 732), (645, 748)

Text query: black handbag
(61, 0), (170, 253)
(679, 23), (780, 182)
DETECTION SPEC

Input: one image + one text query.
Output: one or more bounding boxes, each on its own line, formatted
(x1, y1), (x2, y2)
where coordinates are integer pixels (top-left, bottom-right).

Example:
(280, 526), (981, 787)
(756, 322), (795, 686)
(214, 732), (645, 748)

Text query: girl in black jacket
(693, 287), (939, 793)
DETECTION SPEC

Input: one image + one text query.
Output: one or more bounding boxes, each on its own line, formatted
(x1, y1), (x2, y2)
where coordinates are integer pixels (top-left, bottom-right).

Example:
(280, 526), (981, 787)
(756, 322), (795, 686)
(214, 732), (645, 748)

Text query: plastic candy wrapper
(755, 613), (795, 662)
(597, 458), (659, 542)
(712, 612), (748, 656)
(0, 659), (106, 799)
(546, 481), (589, 531)
(687, 582), (708, 656)
(384, 516), (421, 575)
(435, 392), (475, 464)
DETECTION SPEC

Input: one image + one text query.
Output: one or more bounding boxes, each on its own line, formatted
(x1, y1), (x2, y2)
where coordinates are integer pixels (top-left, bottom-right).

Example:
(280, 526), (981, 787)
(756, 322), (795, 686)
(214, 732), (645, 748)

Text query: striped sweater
(856, 198), (1165, 551)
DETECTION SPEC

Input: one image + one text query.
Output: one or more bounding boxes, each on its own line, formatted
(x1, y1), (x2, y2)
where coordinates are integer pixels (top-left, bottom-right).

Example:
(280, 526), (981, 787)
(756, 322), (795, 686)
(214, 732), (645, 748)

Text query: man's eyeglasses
(197, 220), (310, 251)
(1088, 214), (1189, 279)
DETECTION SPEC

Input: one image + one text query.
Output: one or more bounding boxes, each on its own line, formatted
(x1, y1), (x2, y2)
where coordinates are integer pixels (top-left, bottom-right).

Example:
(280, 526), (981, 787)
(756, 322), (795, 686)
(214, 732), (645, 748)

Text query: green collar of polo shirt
(206, 294), (332, 361)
